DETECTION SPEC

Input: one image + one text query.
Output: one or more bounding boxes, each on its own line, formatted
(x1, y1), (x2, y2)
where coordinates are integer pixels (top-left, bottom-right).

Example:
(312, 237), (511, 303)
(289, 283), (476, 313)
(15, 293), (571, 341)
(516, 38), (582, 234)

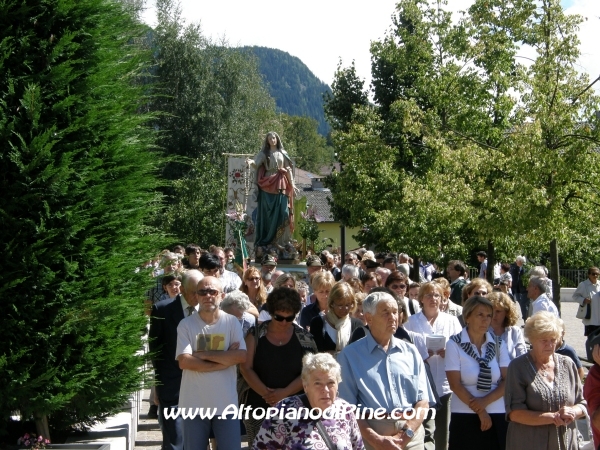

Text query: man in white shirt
(573, 266), (600, 336)
(176, 276), (247, 449)
(212, 246), (242, 293)
(528, 276), (559, 317)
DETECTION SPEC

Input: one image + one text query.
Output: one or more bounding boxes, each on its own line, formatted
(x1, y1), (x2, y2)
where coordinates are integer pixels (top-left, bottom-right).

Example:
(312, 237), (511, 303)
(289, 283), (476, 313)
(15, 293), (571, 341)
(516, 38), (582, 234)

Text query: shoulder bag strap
(299, 394), (336, 450)
(409, 299), (416, 315)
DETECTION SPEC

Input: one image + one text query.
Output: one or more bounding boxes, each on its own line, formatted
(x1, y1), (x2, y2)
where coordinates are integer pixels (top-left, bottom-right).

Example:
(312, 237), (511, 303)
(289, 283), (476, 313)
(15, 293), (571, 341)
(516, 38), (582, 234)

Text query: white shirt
(180, 294), (199, 316)
(573, 278), (600, 325)
(176, 311), (246, 413)
(404, 311), (462, 397)
(531, 293), (559, 317)
(445, 329), (510, 414)
(403, 296), (422, 317)
(220, 269), (242, 293)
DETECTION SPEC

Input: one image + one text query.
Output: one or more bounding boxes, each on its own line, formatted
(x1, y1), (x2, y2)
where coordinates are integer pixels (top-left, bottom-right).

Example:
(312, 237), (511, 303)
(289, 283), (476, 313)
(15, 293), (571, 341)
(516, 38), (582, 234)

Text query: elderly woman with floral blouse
(252, 352), (364, 449)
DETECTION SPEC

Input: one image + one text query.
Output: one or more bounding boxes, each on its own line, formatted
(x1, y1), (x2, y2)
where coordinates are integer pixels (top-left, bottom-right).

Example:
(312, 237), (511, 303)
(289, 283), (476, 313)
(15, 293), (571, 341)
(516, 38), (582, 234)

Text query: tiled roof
(296, 189), (334, 222)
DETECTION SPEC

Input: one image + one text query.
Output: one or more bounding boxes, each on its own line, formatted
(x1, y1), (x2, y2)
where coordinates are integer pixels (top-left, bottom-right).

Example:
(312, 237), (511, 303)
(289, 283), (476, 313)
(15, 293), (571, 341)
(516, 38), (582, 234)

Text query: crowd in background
(143, 244), (600, 450)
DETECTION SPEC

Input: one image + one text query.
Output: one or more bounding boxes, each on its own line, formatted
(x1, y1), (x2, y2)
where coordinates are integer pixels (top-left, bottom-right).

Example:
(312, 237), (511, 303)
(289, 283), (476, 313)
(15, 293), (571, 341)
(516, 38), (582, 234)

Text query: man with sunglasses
(573, 267), (600, 336)
(176, 276), (247, 449)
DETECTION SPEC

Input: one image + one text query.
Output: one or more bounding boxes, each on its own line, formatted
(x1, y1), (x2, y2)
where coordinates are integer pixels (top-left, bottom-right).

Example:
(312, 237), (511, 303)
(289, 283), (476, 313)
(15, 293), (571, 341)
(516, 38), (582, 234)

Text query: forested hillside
(241, 46), (332, 136)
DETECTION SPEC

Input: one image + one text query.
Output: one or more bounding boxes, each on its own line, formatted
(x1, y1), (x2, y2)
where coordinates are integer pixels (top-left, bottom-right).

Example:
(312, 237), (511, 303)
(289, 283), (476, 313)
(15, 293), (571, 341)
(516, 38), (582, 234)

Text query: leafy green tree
(0, 0), (161, 436)
(151, 0), (278, 245)
(279, 114), (334, 173)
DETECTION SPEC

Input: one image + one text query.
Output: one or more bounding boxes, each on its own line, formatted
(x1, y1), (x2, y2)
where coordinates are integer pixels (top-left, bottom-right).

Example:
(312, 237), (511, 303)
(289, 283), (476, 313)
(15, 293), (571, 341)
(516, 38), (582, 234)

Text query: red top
(584, 364), (600, 448)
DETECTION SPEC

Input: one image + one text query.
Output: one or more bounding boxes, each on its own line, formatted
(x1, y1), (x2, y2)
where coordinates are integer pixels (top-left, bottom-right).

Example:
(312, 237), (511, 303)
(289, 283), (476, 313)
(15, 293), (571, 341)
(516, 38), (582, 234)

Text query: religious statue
(247, 132), (298, 260)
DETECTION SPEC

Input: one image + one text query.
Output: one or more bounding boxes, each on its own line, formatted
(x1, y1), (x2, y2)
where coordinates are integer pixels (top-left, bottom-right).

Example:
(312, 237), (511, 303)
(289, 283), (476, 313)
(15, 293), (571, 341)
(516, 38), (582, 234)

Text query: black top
(309, 315), (364, 352)
(246, 333), (304, 409)
(299, 301), (322, 329)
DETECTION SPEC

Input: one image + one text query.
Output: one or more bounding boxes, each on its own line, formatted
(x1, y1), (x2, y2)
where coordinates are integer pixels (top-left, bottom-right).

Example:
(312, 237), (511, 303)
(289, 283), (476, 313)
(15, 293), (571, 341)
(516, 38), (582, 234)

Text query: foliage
(150, 0), (278, 246)
(279, 114), (334, 173)
(0, 0), (161, 435)
(242, 46), (332, 136)
(299, 206), (323, 253)
(324, 0), (600, 268)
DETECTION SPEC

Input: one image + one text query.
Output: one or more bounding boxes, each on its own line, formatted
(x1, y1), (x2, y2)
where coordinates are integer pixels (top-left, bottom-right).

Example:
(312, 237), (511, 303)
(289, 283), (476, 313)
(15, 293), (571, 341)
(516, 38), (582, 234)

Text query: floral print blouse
(252, 396), (364, 450)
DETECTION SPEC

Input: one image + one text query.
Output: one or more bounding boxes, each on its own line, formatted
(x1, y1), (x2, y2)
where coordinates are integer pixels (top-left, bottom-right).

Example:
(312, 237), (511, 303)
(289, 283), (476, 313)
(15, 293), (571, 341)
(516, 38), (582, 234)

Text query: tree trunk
(34, 412), (50, 441)
(411, 257), (421, 282)
(487, 241), (496, 286)
(550, 239), (561, 314)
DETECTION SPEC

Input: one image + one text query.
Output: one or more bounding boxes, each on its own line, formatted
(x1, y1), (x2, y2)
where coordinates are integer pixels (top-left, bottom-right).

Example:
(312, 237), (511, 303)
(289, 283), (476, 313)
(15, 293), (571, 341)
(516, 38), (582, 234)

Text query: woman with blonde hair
(310, 281), (363, 355)
(299, 270), (335, 330)
(488, 292), (527, 360)
(505, 312), (587, 450)
(432, 277), (463, 317)
(462, 278), (493, 303)
(446, 296), (510, 450)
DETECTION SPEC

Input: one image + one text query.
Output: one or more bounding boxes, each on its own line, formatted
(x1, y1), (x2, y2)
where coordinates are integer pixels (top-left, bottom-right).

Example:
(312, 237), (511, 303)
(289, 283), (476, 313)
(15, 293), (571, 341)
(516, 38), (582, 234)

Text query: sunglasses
(197, 288), (221, 296)
(472, 290), (488, 296)
(390, 284), (407, 290)
(247, 277), (261, 281)
(591, 273), (600, 277)
(273, 313), (295, 322)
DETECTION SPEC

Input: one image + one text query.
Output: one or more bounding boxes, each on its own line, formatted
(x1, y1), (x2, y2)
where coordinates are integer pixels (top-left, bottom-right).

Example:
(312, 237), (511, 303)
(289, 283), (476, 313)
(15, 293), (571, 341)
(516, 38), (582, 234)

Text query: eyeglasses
(273, 313), (295, 322)
(390, 284), (407, 290)
(197, 288), (221, 296)
(423, 293), (441, 299)
(591, 273), (600, 277)
(247, 277), (261, 281)
(334, 303), (353, 310)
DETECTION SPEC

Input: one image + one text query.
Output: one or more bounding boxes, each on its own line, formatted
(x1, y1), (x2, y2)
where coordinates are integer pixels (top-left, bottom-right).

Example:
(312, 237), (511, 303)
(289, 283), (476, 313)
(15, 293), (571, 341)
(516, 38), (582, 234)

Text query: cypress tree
(0, 0), (161, 435)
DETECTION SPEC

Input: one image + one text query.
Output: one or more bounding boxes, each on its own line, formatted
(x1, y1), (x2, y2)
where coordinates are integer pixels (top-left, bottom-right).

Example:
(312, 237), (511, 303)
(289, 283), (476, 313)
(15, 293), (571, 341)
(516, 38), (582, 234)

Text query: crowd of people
(144, 244), (600, 450)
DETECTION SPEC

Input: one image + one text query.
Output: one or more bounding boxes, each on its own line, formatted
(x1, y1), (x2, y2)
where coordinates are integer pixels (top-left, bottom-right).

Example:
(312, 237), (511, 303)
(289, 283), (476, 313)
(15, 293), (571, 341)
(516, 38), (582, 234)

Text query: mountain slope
(240, 46), (332, 135)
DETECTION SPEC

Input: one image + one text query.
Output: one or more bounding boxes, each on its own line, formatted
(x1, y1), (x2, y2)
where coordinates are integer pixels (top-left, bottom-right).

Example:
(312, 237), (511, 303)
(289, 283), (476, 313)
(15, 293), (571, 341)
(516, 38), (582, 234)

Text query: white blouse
(404, 311), (462, 397)
(445, 328), (510, 414)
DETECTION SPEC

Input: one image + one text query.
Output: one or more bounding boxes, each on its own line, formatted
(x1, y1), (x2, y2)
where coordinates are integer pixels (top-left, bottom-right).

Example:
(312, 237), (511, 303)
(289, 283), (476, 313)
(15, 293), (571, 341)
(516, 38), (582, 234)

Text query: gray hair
(529, 276), (550, 294)
(516, 255), (526, 264)
(529, 266), (548, 277)
(296, 280), (309, 293)
(273, 272), (296, 289)
(221, 290), (252, 313)
(376, 267), (391, 277)
(342, 264), (359, 278)
(160, 251), (181, 268)
(182, 269), (203, 291)
(524, 311), (561, 342)
(362, 291), (397, 315)
(301, 353), (342, 385)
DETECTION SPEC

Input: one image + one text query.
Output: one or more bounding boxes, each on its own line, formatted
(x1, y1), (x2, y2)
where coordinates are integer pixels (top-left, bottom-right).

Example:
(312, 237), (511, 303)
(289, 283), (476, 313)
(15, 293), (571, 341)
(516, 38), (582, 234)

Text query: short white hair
(301, 353), (341, 385)
(516, 255), (526, 264)
(362, 291), (396, 315)
(342, 264), (359, 278)
(221, 291), (252, 312)
(529, 266), (548, 277)
(182, 269), (203, 291)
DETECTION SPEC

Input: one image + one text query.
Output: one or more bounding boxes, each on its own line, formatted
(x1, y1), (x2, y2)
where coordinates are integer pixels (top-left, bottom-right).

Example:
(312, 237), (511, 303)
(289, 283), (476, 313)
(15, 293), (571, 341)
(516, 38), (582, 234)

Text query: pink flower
(24, 434), (30, 440)
(25, 440), (31, 446)
(38, 436), (43, 442)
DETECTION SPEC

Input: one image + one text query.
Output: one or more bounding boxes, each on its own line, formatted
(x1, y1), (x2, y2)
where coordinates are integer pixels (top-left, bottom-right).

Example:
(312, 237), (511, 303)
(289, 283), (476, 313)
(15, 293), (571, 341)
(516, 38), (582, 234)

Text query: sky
(142, 0), (600, 91)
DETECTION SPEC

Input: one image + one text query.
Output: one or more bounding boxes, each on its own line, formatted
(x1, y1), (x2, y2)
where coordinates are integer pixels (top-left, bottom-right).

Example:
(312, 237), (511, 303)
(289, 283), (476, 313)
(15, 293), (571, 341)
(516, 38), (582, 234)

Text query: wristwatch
(401, 425), (415, 439)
